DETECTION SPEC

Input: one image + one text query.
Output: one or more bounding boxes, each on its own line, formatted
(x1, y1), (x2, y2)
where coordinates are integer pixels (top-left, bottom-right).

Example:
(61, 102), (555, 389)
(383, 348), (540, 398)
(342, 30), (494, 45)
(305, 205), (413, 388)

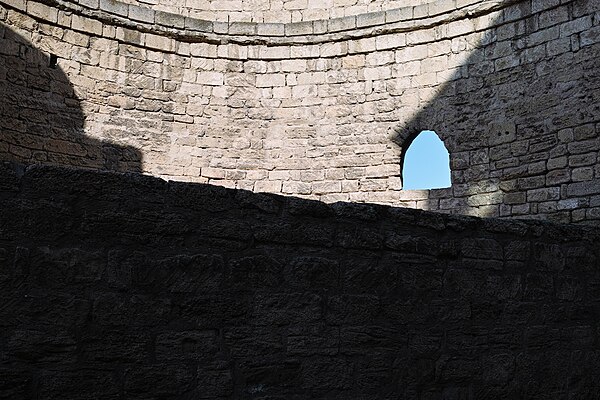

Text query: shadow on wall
(393, 0), (600, 220)
(0, 23), (142, 173)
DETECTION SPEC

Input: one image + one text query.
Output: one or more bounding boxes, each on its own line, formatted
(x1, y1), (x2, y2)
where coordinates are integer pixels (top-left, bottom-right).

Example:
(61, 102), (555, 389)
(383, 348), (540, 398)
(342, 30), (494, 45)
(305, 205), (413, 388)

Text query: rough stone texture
(94, 0), (459, 23)
(1, 1), (600, 396)
(0, 0), (599, 225)
(1, 162), (600, 398)
(0, 17), (142, 173)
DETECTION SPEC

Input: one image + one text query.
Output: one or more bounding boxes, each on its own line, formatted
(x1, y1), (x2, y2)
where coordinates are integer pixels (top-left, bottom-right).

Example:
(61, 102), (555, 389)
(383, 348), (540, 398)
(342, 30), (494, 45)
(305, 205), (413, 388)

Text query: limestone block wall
(2, 163), (600, 398)
(115, 0), (461, 23)
(0, 0), (599, 223)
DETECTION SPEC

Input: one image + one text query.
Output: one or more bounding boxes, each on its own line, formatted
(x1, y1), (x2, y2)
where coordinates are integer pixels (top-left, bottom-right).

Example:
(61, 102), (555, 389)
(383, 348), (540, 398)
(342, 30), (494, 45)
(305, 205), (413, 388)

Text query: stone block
(197, 71), (224, 86)
(99, 0), (128, 17)
(429, 0), (456, 15)
(413, 71), (437, 86)
(256, 74), (286, 87)
(184, 17), (212, 32)
(396, 45), (428, 62)
(421, 55), (448, 73)
(281, 59), (307, 72)
(527, 25), (560, 47)
(407, 28), (438, 45)
(290, 44), (320, 58)
(547, 157), (567, 170)
(517, 176), (545, 190)
(229, 22), (256, 35)
(312, 181), (342, 194)
(546, 169), (570, 185)
(488, 123), (516, 145)
(292, 84), (317, 98)
(527, 188), (560, 202)
(27, 1), (58, 23)
(259, 46), (290, 59)
(413, 4), (429, 18)
(532, 0), (560, 14)
(376, 33), (406, 50)
(257, 23), (285, 36)
(190, 43), (217, 58)
(569, 153), (597, 167)
(297, 71), (325, 85)
(128, 5), (154, 23)
(286, 21), (313, 36)
(254, 180), (282, 192)
(348, 37), (376, 54)
(504, 192), (526, 205)
(386, 7), (412, 23)
(282, 181), (312, 194)
(116, 27), (143, 45)
(320, 42), (347, 57)
(2, 0), (26, 11)
(546, 37), (571, 56)
(71, 15), (103, 36)
(214, 21), (229, 34)
(145, 33), (175, 52)
(79, 0), (99, 9)
(57, 10), (72, 27)
(64, 30), (89, 47)
(572, 167), (594, 182)
(538, 7), (568, 29)
(339, 55), (363, 70)
(313, 19), (327, 34)
(580, 25), (600, 47)
(568, 139), (600, 155)
(366, 51), (394, 66)
(447, 19), (474, 37)
(201, 167), (226, 179)
(356, 11), (385, 28)
(328, 16), (356, 32)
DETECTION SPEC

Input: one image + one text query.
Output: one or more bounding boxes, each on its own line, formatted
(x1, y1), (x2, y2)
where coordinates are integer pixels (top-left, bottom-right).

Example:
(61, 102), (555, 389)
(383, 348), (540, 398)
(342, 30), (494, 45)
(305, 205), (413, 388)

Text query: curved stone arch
(23, 0), (521, 46)
(115, 0), (476, 24)
(400, 130), (451, 190)
(392, 121), (454, 189)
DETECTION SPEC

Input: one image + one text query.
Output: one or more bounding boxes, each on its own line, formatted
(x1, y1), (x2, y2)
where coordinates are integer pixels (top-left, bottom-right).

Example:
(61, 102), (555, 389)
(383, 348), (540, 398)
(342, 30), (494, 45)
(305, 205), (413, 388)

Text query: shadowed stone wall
(1, 163), (600, 398)
(0, 0), (599, 223)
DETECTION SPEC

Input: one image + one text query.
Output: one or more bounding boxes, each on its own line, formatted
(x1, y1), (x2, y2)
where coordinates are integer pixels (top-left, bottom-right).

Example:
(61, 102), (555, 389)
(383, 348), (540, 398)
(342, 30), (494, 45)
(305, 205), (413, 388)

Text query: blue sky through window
(402, 130), (451, 190)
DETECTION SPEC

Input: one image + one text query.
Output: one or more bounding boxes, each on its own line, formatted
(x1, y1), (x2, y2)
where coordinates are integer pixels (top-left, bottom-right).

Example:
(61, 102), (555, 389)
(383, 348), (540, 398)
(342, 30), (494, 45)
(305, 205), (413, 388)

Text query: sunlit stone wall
(105, 0), (455, 23)
(0, 0), (599, 223)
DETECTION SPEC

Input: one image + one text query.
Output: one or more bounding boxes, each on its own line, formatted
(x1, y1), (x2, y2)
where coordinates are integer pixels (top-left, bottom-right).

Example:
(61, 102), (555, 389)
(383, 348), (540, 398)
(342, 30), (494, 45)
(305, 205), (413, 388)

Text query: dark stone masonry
(2, 162), (600, 399)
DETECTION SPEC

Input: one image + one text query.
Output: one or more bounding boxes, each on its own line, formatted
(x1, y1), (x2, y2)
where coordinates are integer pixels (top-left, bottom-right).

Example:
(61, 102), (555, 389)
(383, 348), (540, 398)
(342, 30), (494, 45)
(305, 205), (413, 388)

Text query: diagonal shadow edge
(392, 0), (600, 223)
(0, 22), (143, 174)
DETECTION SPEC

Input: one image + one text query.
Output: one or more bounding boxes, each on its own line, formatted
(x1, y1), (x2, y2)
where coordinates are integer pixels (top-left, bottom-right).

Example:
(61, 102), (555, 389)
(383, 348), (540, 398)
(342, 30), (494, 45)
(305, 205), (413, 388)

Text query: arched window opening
(401, 130), (451, 190)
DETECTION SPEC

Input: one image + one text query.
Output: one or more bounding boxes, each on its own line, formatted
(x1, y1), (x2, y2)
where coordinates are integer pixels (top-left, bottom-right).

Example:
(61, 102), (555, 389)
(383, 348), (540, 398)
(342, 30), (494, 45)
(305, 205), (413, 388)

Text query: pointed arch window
(401, 130), (451, 190)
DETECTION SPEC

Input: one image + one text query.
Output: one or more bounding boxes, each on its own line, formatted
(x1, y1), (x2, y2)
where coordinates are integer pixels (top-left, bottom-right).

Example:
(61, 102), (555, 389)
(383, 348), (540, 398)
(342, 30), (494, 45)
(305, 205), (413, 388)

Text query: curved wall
(116, 0), (457, 23)
(0, 0), (599, 223)
(3, 163), (600, 398)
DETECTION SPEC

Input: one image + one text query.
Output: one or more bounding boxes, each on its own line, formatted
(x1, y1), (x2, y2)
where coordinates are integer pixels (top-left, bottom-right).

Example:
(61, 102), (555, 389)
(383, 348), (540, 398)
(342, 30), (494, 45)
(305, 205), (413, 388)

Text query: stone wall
(2, 162), (600, 398)
(116, 0), (452, 23)
(0, 0), (599, 223)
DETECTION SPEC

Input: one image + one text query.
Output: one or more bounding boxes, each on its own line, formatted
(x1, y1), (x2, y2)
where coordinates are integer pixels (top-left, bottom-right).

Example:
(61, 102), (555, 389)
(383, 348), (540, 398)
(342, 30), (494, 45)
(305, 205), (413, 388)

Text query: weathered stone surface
(1, 164), (600, 397)
(1, 0), (600, 222)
